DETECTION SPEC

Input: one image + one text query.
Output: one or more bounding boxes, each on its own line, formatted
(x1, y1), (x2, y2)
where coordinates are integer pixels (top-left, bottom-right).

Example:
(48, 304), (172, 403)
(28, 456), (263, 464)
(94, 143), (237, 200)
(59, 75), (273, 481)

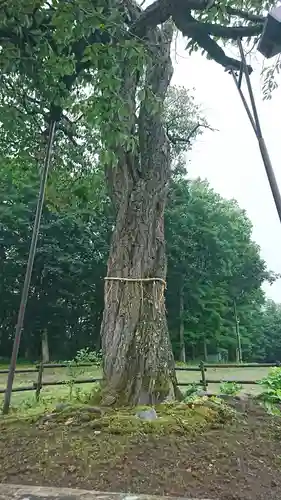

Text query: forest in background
(1, 84), (280, 365)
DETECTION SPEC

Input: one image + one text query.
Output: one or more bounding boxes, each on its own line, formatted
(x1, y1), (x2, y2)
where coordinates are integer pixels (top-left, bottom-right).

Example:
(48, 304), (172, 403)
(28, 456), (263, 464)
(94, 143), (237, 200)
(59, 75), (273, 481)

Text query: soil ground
(0, 399), (281, 500)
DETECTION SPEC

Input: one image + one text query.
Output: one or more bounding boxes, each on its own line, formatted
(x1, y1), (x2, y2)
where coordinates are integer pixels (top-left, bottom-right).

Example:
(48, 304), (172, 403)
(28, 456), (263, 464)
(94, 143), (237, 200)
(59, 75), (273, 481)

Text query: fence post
(200, 361), (207, 391)
(35, 362), (44, 401)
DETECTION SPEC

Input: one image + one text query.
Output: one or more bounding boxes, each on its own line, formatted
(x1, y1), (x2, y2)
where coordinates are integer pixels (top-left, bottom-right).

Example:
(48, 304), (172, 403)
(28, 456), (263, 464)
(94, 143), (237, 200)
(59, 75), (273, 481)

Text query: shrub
(63, 348), (102, 399)
(74, 348), (102, 366)
(183, 384), (201, 402)
(219, 381), (242, 396)
(257, 367), (281, 415)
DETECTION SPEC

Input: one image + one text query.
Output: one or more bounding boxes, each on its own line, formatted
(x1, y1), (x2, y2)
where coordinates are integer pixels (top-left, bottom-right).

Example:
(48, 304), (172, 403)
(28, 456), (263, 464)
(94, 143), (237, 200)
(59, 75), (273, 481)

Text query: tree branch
(130, 0), (264, 73)
(131, 0), (218, 36)
(185, 19), (263, 39)
(225, 7), (265, 23)
(0, 0), (265, 122)
(172, 8), (259, 72)
(131, 0), (171, 36)
(166, 123), (215, 145)
(131, 0), (263, 72)
(57, 124), (79, 146)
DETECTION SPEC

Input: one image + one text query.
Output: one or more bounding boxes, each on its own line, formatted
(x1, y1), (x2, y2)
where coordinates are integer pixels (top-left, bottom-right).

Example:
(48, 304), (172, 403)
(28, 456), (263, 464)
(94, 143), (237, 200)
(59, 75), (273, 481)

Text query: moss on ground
(0, 396), (236, 486)
(0, 397), (236, 477)
(1, 396), (281, 500)
(1, 396), (234, 436)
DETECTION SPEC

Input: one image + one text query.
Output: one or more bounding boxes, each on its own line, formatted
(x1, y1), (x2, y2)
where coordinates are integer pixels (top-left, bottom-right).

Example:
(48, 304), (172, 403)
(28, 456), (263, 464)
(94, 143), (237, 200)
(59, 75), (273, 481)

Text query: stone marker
(136, 408), (158, 420)
(0, 485), (213, 500)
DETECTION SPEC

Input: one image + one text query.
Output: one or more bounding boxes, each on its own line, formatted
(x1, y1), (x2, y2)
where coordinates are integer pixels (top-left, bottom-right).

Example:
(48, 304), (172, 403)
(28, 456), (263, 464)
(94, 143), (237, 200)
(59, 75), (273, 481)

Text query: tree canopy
(0, 0), (275, 148)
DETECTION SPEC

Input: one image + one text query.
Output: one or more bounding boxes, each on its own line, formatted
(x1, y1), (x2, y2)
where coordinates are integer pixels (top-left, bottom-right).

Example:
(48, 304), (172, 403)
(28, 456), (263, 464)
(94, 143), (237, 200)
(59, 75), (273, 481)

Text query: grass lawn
(0, 362), (272, 409)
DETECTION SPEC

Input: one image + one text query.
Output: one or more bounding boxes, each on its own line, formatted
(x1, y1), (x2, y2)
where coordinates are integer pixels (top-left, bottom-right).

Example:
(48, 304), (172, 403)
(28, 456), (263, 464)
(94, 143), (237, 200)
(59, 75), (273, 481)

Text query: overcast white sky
(170, 37), (281, 302)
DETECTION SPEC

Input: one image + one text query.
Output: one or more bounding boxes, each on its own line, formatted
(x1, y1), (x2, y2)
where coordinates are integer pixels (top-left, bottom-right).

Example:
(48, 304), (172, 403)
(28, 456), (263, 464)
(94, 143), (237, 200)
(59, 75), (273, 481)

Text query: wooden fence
(0, 363), (101, 401)
(0, 361), (279, 400)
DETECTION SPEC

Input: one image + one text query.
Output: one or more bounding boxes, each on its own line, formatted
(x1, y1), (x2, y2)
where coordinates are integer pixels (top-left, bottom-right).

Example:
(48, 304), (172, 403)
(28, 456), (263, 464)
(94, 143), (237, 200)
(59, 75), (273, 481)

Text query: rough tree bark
(203, 336), (208, 362)
(100, 24), (180, 406)
(41, 329), (50, 363)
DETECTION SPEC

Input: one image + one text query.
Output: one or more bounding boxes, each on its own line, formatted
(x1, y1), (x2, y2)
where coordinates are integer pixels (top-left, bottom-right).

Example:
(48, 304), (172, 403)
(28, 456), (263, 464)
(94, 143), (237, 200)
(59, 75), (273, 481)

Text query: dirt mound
(0, 398), (280, 499)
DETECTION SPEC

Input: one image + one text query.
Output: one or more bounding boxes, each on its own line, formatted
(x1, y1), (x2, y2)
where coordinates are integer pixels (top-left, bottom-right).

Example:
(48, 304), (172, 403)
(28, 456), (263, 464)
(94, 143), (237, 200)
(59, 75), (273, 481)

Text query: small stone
(65, 417), (74, 425)
(136, 408), (158, 421)
(197, 390), (209, 397)
(81, 406), (103, 415)
(79, 413), (91, 422)
(42, 413), (53, 421)
(218, 394), (233, 401)
(91, 420), (104, 430)
(55, 403), (70, 412)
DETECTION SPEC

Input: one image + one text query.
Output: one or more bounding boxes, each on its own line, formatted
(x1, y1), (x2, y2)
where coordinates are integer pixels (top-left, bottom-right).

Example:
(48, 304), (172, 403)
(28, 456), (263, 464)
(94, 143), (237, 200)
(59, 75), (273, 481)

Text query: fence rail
(0, 368), (38, 374)
(0, 361), (279, 399)
(203, 363), (280, 368)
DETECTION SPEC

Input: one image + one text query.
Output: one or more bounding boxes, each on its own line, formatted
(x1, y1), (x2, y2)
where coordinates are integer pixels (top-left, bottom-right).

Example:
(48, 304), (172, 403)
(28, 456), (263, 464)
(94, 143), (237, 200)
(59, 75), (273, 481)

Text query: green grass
(0, 362), (271, 411)
(178, 365), (270, 395)
(0, 363), (101, 408)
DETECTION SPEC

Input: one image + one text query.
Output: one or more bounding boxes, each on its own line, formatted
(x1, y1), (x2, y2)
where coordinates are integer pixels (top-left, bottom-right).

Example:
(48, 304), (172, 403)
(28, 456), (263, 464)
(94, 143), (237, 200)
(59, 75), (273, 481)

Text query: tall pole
(2, 121), (56, 415)
(233, 298), (242, 363)
(234, 39), (281, 225)
(179, 280), (186, 363)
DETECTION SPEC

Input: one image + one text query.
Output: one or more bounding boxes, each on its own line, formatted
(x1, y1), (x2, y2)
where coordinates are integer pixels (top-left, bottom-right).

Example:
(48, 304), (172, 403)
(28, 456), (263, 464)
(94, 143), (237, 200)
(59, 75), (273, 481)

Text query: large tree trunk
(203, 336), (208, 362)
(41, 329), (50, 363)
(100, 24), (180, 406)
(191, 343), (195, 361)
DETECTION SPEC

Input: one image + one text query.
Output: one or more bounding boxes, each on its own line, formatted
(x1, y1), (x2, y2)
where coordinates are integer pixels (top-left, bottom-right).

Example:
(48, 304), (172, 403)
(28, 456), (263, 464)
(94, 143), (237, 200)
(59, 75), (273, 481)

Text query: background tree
(0, 155), (111, 361)
(165, 177), (274, 362)
(0, 152), (279, 364)
(250, 300), (281, 362)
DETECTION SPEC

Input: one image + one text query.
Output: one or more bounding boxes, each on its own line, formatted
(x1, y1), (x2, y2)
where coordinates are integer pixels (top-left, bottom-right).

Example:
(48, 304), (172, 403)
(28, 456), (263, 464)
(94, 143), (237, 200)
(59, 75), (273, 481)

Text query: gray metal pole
(233, 298), (242, 363)
(236, 39), (281, 224)
(2, 121), (56, 415)
(257, 136), (281, 224)
(231, 70), (257, 134)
